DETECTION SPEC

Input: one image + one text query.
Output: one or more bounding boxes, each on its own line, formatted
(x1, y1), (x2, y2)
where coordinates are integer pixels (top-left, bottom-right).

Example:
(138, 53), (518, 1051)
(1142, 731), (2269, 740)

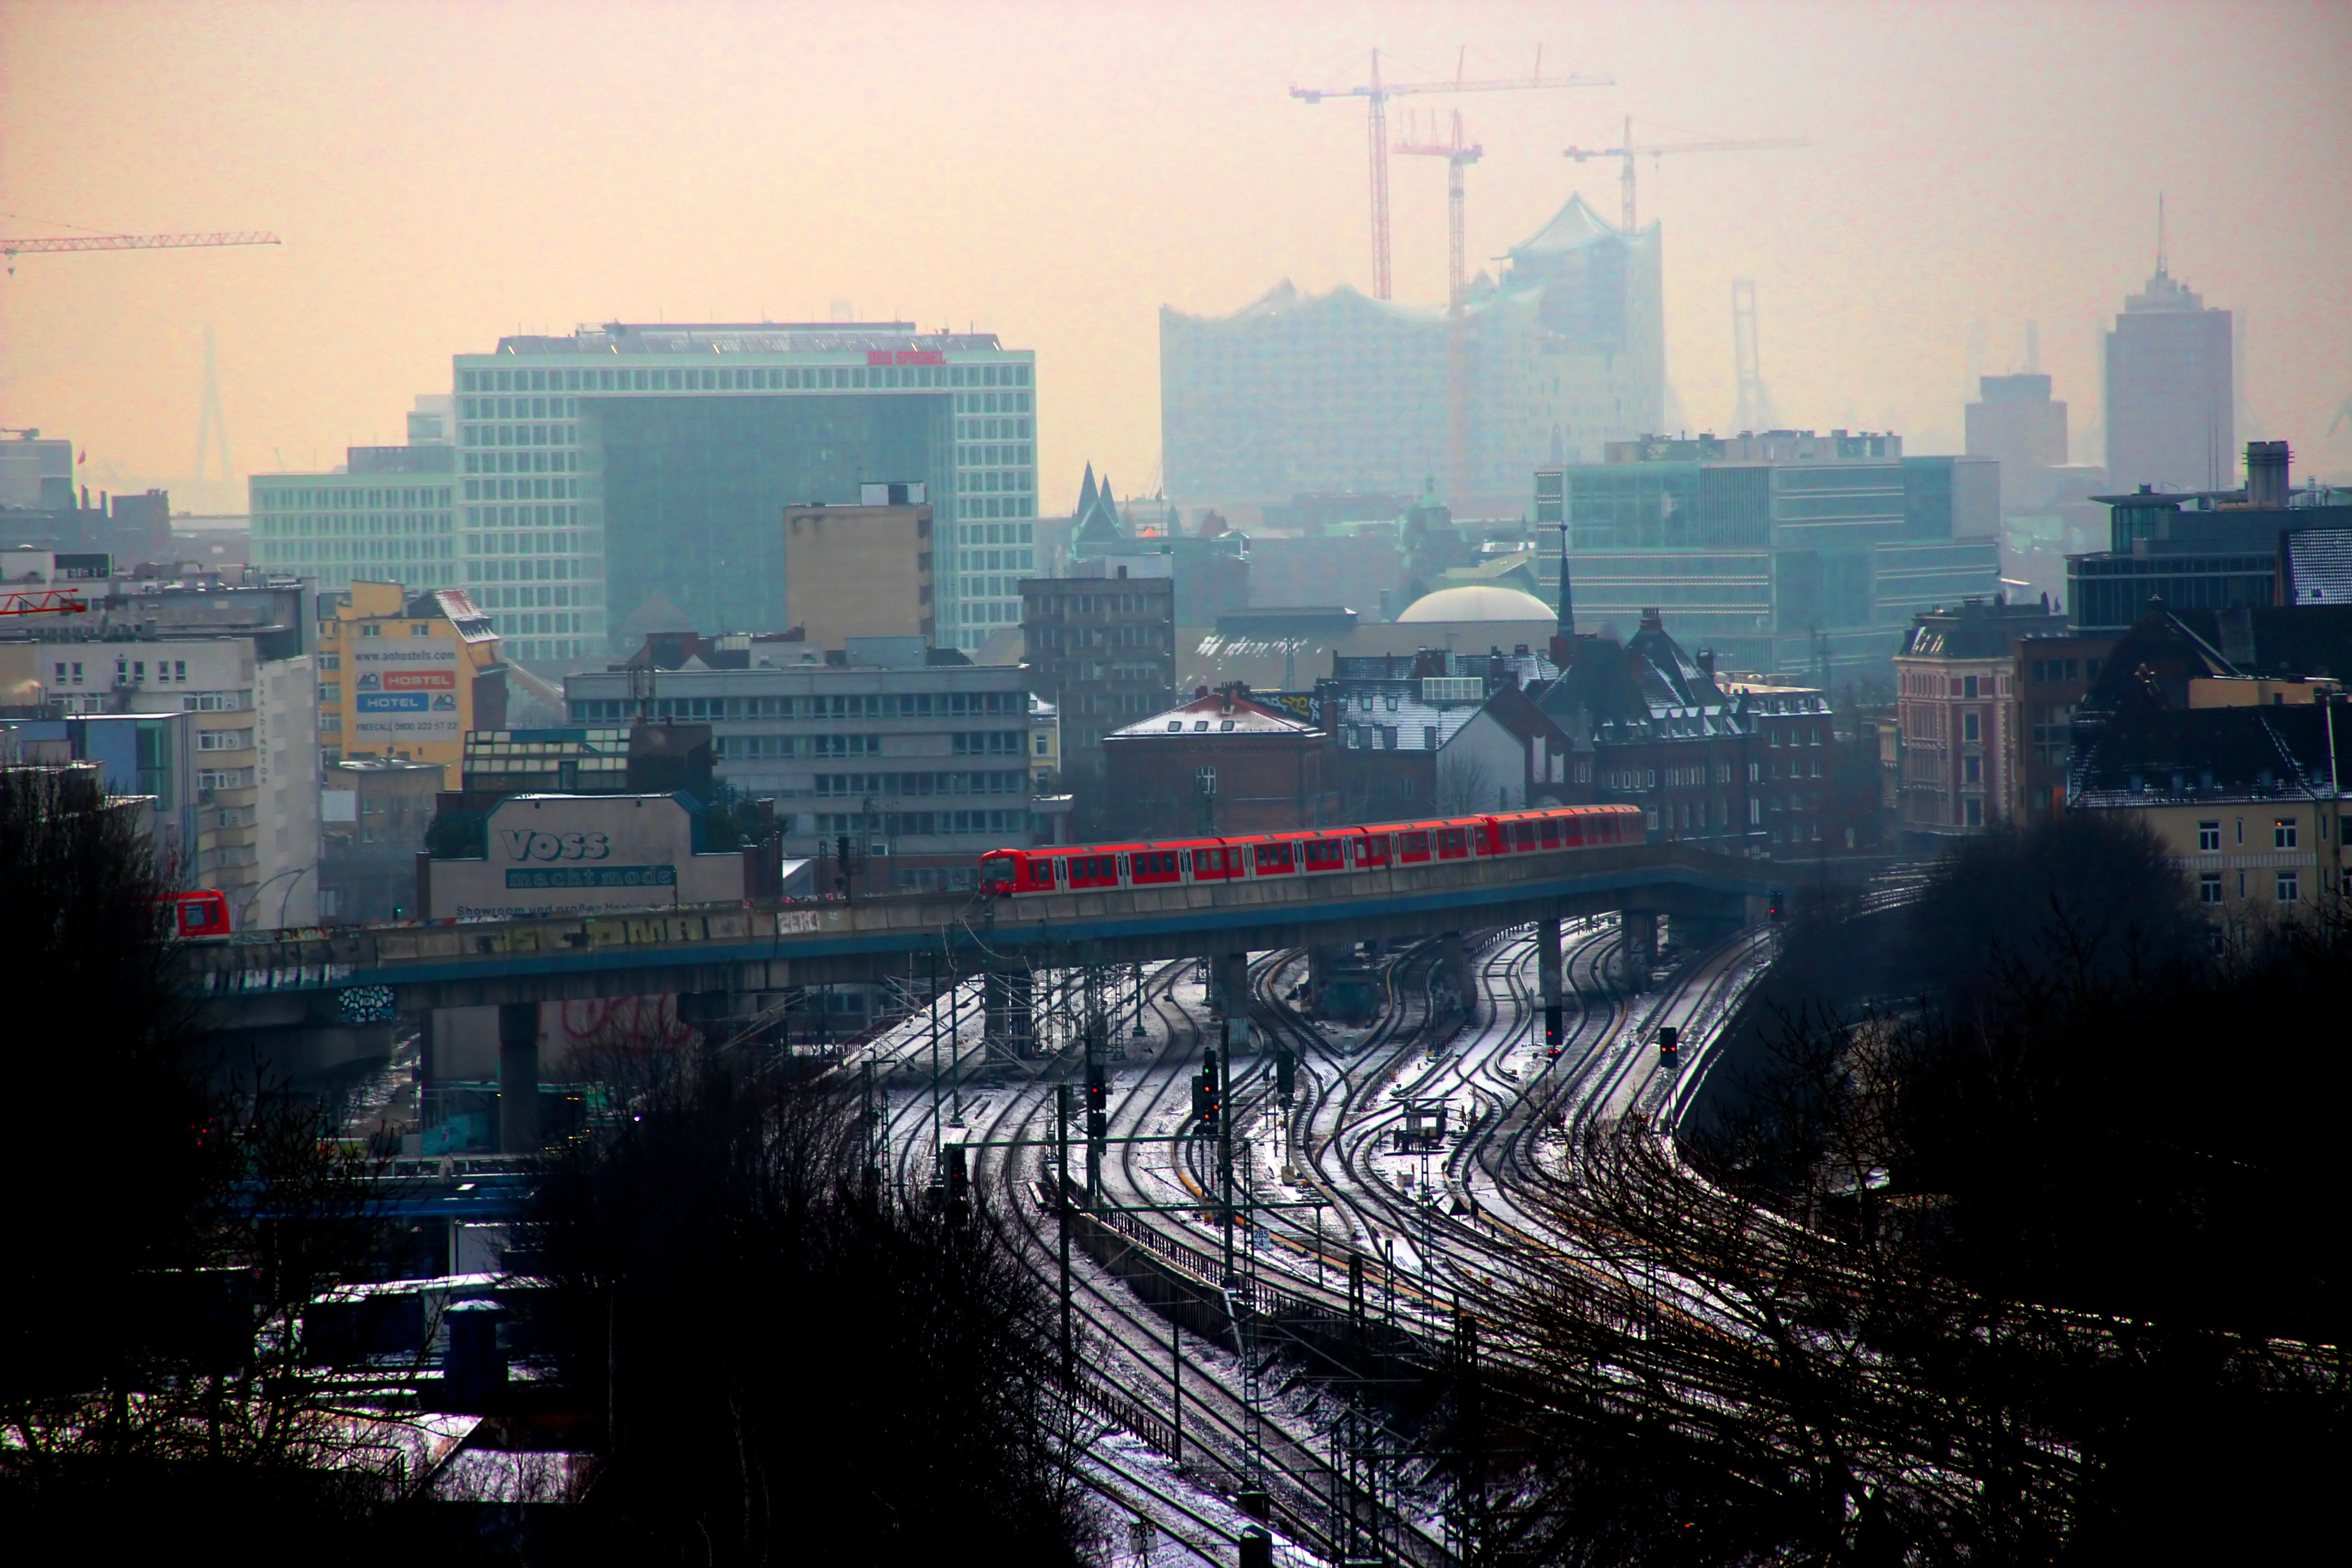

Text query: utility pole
(1056, 1080), (1073, 1379)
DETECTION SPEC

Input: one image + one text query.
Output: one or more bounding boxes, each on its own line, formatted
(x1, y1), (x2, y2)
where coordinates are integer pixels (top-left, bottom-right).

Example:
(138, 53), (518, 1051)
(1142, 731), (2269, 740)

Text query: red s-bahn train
(980, 803), (1643, 897)
(159, 889), (234, 937)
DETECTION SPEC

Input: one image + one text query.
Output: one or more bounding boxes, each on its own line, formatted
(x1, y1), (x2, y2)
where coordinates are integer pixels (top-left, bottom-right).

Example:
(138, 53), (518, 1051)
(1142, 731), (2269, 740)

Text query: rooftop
(488, 323), (1014, 357)
(1111, 686), (1316, 741)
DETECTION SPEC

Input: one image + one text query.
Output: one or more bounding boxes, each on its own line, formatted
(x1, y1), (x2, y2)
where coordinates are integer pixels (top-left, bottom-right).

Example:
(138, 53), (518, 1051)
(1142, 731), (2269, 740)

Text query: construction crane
(1, 232), (280, 273)
(0, 589), (89, 618)
(1293, 47), (1611, 301)
(1395, 110), (1483, 507)
(1563, 120), (1806, 231)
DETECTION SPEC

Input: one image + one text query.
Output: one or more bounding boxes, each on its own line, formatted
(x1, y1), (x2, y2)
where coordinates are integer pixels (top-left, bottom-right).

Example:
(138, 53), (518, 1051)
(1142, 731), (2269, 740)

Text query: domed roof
(1393, 585), (1558, 624)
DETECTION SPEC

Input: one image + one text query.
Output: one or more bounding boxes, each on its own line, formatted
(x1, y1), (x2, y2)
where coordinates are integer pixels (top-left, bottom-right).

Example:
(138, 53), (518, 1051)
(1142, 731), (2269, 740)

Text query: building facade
(2013, 632), (2116, 820)
(5, 564), (320, 924)
(1892, 597), (2062, 835)
(319, 756), (444, 923)
(2103, 255), (2234, 493)
(449, 323), (1036, 660)
(1966, 373), (2068, 508)
(1162, 193), (1663, 517)
(318, 581), (506, 768)
(249, 449), (462, 597)
(1102, 687), (1333, 837)
(783, 489), (935, 649)
(1541, 431), (2001, 691)
(564, 638), (1036, 891)
(1019, 570), (1178, 799)
(2066, 445), (2352, 633)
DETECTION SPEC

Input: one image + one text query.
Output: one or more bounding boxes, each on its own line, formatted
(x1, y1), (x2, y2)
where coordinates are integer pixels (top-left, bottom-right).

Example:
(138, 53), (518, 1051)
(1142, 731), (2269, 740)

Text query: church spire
(1077, 462), (1098, 514)
(1555, 522), (1576, 636)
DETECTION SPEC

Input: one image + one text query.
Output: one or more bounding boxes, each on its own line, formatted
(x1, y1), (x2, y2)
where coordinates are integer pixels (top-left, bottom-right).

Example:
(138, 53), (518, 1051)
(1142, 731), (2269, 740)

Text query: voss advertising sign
(352, 642), (461, 739)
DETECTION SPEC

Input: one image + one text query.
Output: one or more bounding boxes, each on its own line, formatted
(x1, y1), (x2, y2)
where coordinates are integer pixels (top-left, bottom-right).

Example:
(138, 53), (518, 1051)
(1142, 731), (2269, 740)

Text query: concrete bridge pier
(497, 1001), (539, 1153)
(1216, 951), (1252, 1052)
(1537, 917), (1565, 1051)
(1441, 931), (1475, 1015)
(1620, 910), (1659, 993)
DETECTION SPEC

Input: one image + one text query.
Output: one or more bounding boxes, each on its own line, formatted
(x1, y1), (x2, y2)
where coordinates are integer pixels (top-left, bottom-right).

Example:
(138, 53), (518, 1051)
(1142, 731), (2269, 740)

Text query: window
(2199, 872), (2223, 904)
(2197, 821), (2221, 853)
(2277, 870), (2300, 904)
(1962, 712), (1980, 742)
(1964, 676), (1979, 700)
(1963, 756), (1981, 784)
(2274, 818), (2298, 849)
(1964, 798), (1982, 827)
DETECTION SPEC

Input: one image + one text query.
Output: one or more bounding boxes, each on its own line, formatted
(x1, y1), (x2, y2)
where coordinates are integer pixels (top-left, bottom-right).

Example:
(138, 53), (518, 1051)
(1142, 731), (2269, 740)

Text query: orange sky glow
(4, 0), (2347, 513)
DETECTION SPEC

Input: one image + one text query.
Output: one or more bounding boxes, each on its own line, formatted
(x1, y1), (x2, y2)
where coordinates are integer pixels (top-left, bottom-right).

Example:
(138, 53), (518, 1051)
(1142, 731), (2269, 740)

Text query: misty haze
(1, 3), (2346, 1563)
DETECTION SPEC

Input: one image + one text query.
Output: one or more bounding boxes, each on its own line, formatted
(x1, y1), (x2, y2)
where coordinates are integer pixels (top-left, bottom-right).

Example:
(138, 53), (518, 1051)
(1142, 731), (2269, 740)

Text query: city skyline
(3, 0), (2348, 515)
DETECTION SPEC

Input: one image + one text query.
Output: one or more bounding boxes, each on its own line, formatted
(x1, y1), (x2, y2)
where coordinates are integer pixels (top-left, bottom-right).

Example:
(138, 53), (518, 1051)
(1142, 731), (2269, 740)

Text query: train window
(1254, 843), (1293, 871)
(1304, 840), (1343, 868)
(1437, 829), (1466, 856)
(1397, 831), (1428, 856)
(1539, 819), (1561, 847)
(1512, 822), (1536, 848)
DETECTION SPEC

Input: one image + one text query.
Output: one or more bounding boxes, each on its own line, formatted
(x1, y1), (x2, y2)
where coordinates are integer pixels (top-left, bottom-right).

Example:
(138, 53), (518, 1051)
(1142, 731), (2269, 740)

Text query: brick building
(1893, 597), (2063, 836)
(1101, 686), (1331, 838)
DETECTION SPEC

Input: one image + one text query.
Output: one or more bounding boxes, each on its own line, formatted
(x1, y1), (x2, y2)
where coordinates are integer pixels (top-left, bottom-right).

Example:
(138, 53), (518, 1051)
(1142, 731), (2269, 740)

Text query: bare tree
(1467, 828), (2350, 1561)
(524, 1042), (1093, 1565)
(1435, 752), (1495, 817)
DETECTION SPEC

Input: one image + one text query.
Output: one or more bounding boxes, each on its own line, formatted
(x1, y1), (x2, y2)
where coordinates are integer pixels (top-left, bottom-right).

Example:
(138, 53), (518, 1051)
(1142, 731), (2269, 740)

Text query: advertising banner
(351, 640), (461, 741)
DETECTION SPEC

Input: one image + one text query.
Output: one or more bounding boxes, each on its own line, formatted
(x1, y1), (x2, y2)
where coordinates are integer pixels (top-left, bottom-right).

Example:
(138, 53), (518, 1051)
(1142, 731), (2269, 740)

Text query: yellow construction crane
(1563, 120), (1805, 231)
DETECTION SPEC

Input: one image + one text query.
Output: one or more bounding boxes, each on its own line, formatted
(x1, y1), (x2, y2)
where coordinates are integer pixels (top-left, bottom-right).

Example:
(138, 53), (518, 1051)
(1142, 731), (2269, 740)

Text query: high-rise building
(2103, 247), (2233, 492)
(1161, 193), (1662, 517)
(783, 486), (936, 650)
(451, 323), (1037, 662)
(1539, 431), (2001, 691)
(249, 450), (462, 596)
(1966, 373), (2068, 507)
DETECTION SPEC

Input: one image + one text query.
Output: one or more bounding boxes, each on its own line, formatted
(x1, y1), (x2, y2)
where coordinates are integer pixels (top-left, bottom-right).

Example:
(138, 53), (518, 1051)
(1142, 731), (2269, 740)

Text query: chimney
(1697, 648), (1716, 681)
(2246, 441), (2290, 509)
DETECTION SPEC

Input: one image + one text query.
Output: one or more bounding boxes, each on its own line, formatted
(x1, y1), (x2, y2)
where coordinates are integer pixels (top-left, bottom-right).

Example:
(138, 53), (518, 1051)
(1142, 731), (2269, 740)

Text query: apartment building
(1893, 597), (2063, 835)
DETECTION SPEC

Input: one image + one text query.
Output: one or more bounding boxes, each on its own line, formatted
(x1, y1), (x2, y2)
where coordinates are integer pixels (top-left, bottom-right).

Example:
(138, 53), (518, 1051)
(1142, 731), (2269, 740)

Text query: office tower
(1538, 431), (2000, 691)
(452, 323), (1036, 662)
(2104, 240), (2233, 493)
(1966, 373), (2068, 507)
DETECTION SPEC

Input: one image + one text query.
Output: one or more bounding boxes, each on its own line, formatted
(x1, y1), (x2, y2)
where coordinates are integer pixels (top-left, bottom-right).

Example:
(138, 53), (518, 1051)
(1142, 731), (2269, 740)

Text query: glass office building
(452, 323), (1037, 662)
(1539, 431), (2001, 692)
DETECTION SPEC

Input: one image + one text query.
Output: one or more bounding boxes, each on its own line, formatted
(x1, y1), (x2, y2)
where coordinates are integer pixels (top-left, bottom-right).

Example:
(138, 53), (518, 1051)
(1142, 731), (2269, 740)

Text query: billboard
(430, 794), (748, 920)
(351, 640), (461, 741)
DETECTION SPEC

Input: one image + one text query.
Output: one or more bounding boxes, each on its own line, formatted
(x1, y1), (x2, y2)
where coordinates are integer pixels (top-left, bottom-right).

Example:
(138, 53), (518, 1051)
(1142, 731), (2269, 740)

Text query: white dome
(1393, 585), (1557, 624)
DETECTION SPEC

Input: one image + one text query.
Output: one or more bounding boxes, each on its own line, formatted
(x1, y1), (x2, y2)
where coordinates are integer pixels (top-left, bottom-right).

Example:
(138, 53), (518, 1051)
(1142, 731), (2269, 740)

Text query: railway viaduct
(183, 840), (1775, 1145)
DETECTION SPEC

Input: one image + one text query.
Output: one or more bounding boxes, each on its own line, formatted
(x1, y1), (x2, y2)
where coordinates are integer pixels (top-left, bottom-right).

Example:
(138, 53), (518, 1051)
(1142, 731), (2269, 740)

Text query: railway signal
(943, 1142), (970, 1205)
(1085, 1060), (1109, 1141)
(1767, 887), (1784, 921)
(1657, 1024), (1680, 1065)
(1194, 1046), (1220, 1129)
(1544, 1003), (1564, 1056)
(1274, 1049), (1296, 1103)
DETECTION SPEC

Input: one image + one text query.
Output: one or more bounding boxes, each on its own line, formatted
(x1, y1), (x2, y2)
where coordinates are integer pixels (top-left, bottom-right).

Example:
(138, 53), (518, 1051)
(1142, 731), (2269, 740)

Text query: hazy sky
(4, 0), (2348, 512)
